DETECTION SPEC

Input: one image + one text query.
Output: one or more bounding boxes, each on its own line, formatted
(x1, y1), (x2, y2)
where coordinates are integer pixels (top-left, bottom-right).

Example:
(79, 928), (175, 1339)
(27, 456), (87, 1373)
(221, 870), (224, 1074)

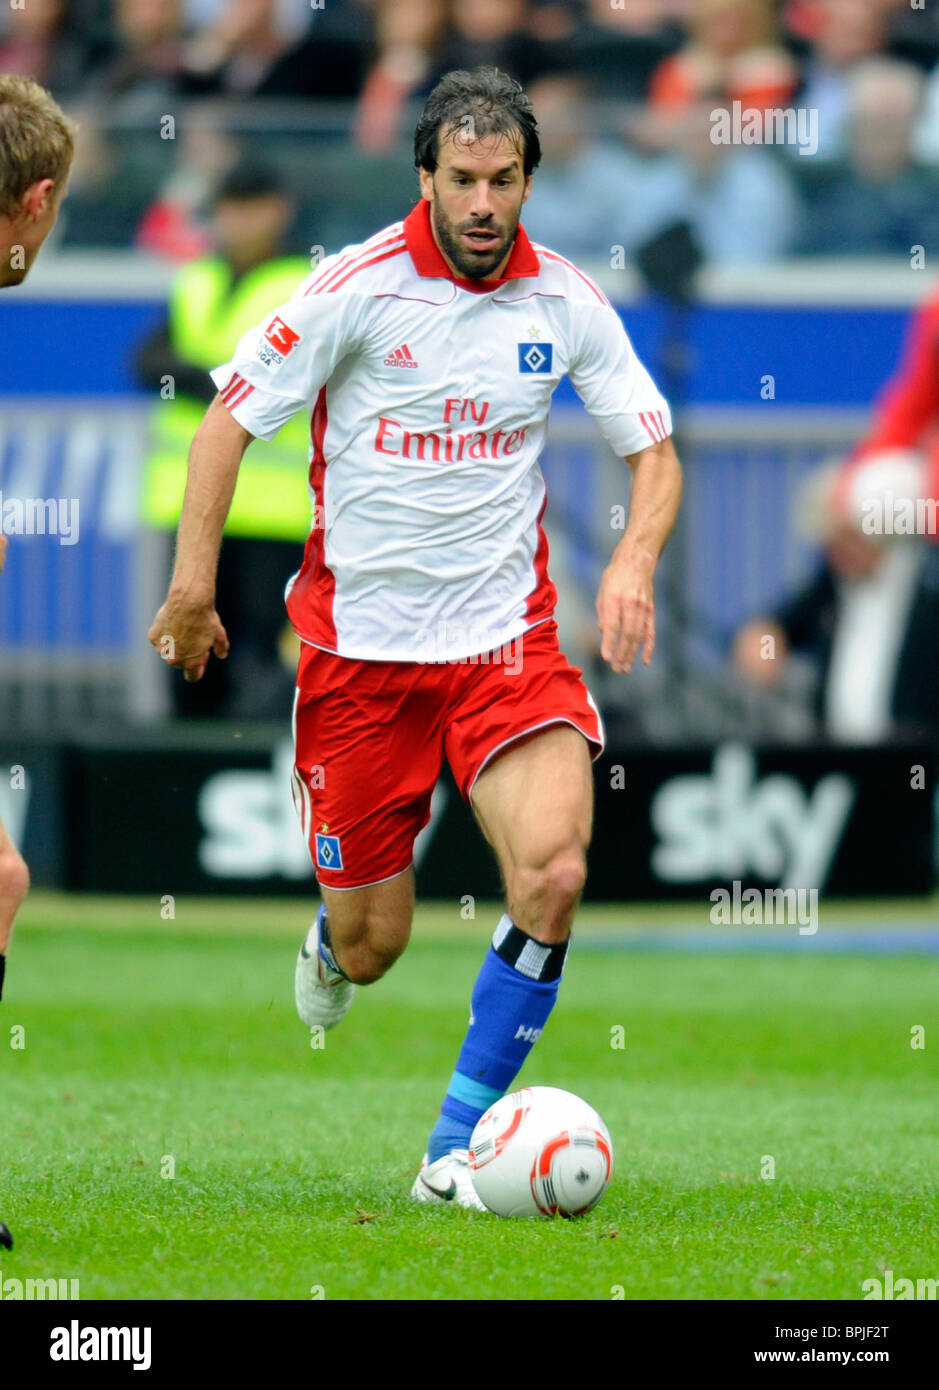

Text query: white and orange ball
(469, 1086), (613, 1218)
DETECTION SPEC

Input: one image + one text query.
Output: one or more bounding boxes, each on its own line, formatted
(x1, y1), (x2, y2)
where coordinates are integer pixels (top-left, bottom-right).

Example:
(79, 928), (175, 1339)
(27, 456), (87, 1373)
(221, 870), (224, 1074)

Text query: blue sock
(426, 914), (570, 1163)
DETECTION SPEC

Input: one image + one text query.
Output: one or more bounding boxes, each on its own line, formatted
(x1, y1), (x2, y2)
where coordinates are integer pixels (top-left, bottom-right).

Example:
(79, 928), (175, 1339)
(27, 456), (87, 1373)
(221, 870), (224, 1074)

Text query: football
(468, 1086), (613, 1218)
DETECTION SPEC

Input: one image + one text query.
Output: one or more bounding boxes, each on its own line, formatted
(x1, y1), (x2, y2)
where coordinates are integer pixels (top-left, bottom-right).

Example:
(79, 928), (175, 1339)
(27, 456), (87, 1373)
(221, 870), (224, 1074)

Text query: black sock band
(0, 953), (5, 1003)
(491, 915), (569, 982)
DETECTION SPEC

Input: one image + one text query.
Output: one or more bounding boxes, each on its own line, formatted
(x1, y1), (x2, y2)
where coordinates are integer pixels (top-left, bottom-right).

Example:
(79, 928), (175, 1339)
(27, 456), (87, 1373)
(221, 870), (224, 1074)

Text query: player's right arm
(149, 261), (367, 680)
(148, 395), (254, 682)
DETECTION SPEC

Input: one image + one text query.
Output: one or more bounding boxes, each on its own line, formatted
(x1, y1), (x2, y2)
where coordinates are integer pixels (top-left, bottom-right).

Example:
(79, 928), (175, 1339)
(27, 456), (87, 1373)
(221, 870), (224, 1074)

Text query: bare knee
(510, 848), (587, 941)
(0, 845), (29, 908)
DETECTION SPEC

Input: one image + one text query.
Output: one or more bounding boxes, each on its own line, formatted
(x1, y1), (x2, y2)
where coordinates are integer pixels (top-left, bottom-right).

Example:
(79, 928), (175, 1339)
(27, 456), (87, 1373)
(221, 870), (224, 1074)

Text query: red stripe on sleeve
(227, 382), (255, 409)
(640, 411), (662, 444)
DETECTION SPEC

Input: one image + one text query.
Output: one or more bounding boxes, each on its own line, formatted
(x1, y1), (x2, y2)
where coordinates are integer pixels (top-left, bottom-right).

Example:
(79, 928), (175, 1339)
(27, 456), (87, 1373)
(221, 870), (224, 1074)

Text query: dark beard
(432, 199), (516, 280)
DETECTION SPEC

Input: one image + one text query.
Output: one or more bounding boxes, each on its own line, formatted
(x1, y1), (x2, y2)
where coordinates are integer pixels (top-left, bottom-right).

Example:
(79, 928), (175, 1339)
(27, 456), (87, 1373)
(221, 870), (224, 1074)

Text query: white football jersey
(210, 199), (672, 661)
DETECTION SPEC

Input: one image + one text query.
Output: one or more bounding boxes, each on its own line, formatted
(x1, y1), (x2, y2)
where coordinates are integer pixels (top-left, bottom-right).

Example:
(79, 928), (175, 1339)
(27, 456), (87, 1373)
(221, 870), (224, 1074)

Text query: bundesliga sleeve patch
(518, 342), (552, 374)
(257, 315), (302, 367)
(314, 833), (344, 872)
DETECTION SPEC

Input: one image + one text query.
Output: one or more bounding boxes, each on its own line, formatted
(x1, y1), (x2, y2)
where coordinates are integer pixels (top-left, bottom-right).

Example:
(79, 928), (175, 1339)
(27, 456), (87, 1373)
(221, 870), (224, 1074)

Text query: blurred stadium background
(1, 0), (937, 903)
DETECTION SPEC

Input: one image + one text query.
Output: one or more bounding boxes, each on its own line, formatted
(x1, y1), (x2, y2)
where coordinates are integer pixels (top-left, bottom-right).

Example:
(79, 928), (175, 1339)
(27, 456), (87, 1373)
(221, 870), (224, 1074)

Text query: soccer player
(0, 76), (72, 290)
(838, 285), (939, 536)
(149, 67), (683, 1208)
(0, 534), (31, 1008)
(0, 75), (75, 1015)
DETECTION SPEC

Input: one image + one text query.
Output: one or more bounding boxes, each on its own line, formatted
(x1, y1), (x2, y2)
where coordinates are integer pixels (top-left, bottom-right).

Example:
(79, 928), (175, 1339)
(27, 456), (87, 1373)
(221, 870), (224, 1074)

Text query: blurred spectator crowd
(5, 0), (939, 263)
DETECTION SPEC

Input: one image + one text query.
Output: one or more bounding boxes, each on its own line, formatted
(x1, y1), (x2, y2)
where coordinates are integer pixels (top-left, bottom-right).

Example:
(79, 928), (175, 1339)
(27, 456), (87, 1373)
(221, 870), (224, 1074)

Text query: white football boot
(410, 1150), (488, 1211)
(295, 906), (355, 1031)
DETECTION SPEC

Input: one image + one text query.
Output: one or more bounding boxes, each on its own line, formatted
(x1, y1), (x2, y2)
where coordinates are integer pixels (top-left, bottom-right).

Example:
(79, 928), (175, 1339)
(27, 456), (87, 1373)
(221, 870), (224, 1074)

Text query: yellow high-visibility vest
(141, 255), (313, 540)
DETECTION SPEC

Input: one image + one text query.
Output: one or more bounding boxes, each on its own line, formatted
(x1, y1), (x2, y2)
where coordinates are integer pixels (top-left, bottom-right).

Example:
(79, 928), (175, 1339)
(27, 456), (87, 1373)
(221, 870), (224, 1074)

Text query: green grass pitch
(2, 892), (938, 1300)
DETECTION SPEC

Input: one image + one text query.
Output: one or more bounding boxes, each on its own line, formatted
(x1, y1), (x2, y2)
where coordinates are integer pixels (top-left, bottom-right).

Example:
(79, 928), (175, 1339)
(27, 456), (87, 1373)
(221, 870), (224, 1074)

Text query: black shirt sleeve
(134, 317), (218, 405)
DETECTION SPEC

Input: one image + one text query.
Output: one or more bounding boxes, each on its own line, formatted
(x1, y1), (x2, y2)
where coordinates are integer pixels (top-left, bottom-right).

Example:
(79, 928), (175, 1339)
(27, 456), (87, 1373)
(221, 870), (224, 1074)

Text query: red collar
(403, 198), (540, 294)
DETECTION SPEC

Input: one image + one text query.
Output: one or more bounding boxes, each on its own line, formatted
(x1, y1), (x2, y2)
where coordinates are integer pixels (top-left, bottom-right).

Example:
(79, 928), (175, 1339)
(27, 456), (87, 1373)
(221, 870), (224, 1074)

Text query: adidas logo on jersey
(384, 343), (419, 368)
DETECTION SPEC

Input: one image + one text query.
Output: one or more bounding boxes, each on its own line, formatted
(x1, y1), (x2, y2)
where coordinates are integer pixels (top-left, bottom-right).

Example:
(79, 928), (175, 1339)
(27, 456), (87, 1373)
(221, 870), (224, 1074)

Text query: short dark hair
(414, 66), (541, 178)
(214, 160), (287, 205)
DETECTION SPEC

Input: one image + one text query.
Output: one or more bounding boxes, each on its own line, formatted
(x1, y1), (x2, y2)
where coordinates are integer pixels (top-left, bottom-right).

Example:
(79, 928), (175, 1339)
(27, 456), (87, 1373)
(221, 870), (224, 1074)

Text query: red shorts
(291, 619), (604, 889)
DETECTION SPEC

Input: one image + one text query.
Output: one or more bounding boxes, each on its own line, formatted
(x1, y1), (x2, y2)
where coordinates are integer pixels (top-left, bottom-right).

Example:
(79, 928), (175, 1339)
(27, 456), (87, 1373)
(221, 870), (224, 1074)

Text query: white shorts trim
(291, 683), (302, 749)
(316, 863), (414, 893)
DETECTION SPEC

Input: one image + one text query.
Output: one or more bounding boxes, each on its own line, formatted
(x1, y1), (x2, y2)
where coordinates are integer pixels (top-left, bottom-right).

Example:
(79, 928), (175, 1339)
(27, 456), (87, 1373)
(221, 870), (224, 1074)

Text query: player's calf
(295, 870), (414, 1030)
(332, 934), (405, 985)
(319, 871), (414, 984)
(0, 833), (29, 999)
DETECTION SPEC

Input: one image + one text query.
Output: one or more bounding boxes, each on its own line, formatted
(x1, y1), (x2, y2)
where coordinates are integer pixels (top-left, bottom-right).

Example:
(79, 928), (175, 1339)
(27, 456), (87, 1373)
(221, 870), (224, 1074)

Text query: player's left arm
(596, 434), (682, 674)
(564, 292), (682, 675)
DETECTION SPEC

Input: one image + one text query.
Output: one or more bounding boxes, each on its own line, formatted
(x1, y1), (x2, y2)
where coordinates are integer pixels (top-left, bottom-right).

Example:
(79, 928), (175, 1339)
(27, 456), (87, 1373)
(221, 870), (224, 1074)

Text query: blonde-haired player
(0, 74), (74, 287)
(0, 537), (30, 998)
(0, 75), (75, 1015)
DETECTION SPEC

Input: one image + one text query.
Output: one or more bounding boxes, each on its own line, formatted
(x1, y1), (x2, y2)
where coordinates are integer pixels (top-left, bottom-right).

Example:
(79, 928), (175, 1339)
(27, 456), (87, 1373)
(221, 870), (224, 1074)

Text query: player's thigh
(319, 866), (415, 960)
(470, 723), (593, 881)
(292, 645), (443, 953)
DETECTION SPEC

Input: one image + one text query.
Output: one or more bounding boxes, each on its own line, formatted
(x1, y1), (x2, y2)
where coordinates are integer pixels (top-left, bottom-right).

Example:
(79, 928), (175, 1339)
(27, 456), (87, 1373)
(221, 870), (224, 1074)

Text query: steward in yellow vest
(135, 164), (310, 716)
(137, 189), (311, 539)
